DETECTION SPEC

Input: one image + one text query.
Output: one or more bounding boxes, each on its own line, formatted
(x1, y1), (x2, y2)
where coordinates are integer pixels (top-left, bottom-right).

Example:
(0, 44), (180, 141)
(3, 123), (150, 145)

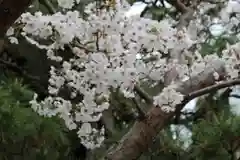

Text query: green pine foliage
(0, 76), (77, 160)
(189, 113), (240, 160)
(138, 90), (240, 160)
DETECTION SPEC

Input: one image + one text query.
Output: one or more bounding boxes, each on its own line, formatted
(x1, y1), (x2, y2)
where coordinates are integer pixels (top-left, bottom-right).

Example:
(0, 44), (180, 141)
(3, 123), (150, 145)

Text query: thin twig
(0, 58), (40, 81)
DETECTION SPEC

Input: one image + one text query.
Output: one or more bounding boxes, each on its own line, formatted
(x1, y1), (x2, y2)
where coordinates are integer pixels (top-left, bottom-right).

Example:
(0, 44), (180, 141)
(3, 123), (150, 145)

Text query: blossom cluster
(7, 0), (240, 149)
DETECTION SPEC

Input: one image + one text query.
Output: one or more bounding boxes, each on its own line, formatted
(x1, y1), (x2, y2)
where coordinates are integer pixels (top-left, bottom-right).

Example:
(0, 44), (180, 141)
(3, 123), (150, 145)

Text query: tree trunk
(106, 60), (225, 160)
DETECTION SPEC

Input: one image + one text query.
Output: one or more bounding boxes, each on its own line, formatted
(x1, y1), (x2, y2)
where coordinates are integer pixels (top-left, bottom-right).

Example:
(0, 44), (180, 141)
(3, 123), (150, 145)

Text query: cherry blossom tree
(1, 0), (240, 159)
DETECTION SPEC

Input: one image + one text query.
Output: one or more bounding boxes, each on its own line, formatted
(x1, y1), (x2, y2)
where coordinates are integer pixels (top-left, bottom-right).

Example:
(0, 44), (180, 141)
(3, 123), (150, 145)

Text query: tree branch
(186, 79), (240, 100)
(230, 94), (240, 99)
(166, 0), (194, 29)
(105, 60), (226, 160)
(166, 0), (189, 13)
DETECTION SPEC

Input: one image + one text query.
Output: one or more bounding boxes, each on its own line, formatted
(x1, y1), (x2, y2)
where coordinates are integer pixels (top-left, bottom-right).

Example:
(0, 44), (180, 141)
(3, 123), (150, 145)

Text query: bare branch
(186, 79), (240, 100)
(230, 94), (240, 99)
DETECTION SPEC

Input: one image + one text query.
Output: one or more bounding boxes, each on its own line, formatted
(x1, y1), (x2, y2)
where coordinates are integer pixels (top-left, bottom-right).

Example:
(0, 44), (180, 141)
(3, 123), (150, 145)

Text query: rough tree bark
(105, 60), (226, 160)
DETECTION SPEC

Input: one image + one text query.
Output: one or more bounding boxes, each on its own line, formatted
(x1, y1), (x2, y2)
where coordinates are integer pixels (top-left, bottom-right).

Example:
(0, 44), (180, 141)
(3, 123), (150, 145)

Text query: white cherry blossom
(8, 0), (240, 149)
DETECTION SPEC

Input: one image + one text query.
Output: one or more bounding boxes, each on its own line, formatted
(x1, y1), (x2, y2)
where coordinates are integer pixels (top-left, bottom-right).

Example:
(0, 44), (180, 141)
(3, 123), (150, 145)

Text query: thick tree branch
(105, 60), (227, 160)
(166, 0), (194, 29)
(186, 79), (240, 100)
(166, 0), (189, 13)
